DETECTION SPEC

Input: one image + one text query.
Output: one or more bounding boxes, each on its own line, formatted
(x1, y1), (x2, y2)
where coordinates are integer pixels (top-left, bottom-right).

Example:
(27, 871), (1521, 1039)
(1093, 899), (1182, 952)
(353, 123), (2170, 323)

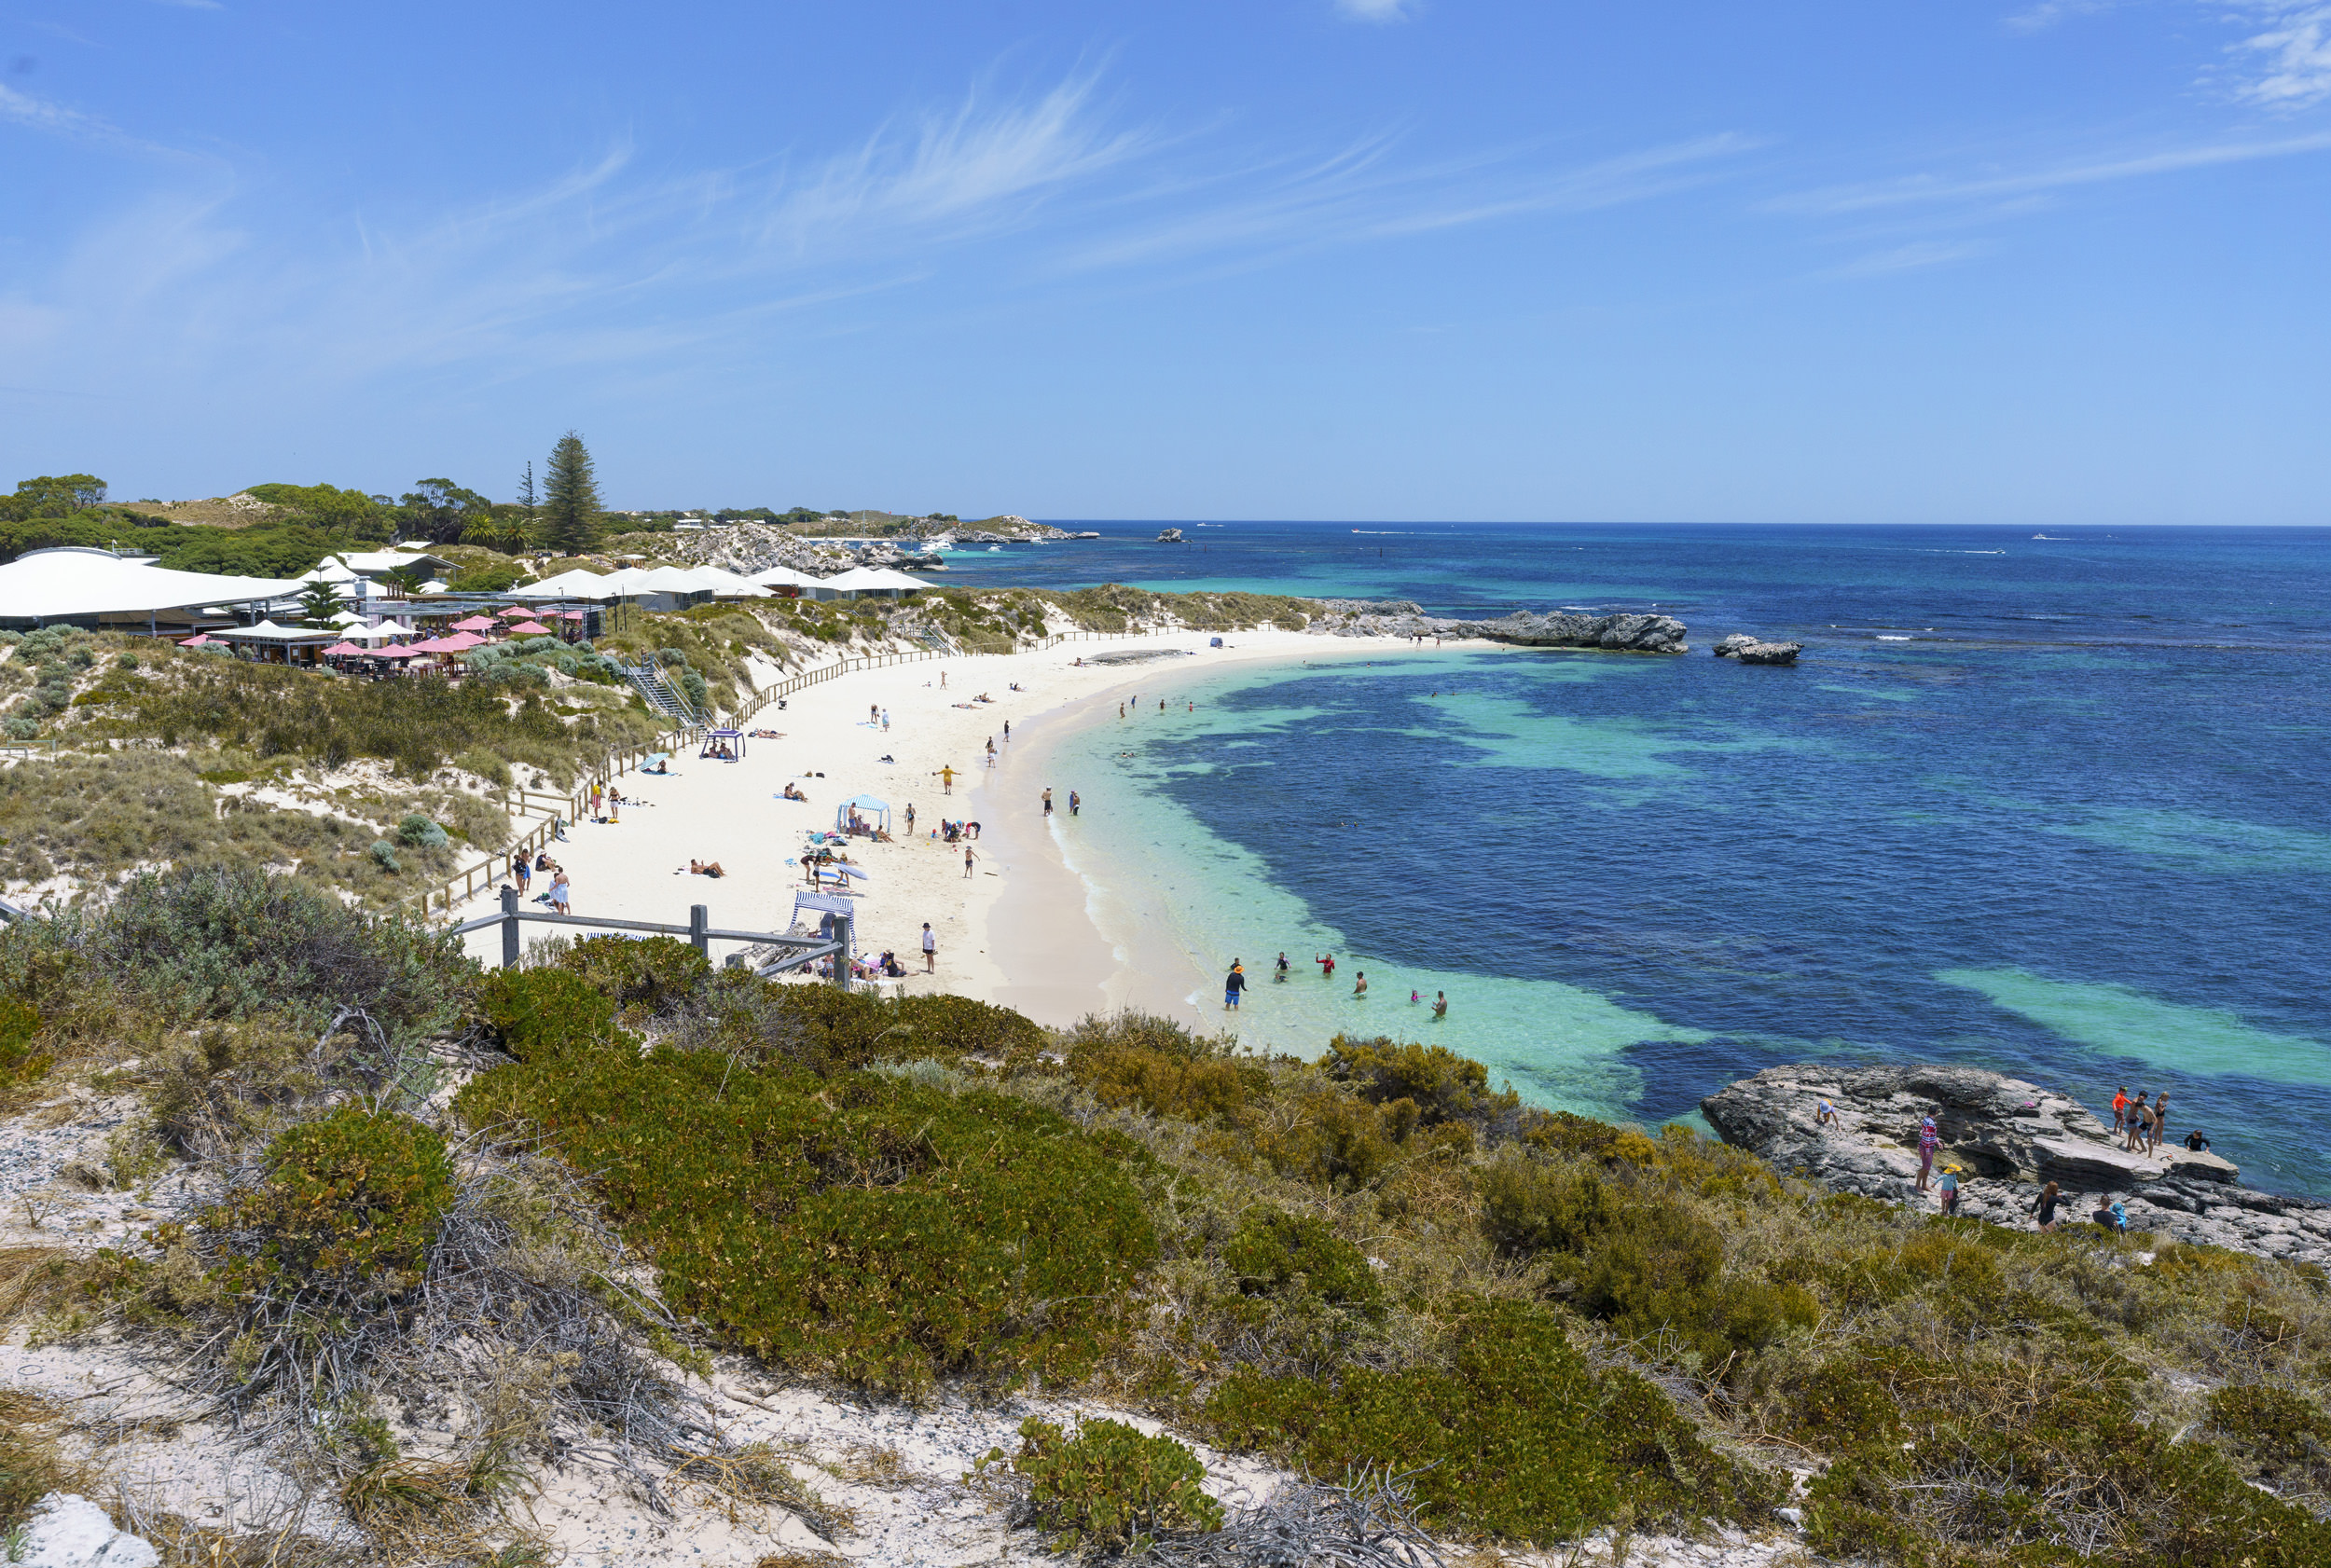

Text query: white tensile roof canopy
(821, 566), (932, 594)
(0, 548), (306, 622)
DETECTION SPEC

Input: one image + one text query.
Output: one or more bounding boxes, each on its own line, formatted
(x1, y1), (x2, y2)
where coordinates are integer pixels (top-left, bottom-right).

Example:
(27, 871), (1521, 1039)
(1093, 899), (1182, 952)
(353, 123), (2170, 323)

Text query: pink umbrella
(506, 621), (554, 636)
(320, 642), (366, 657)
(556, 610), (588, 620)
(178, 634), (214, 647)
(436, 631), (485, 651)
(451, 615), (497, 631)
(499, 606), (537, 618)
(369, 645), (426, 659)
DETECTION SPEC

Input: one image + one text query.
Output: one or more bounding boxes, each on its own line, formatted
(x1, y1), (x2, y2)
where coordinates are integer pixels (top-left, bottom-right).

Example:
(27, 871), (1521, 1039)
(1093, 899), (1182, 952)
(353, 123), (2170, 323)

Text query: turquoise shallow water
(989, 524), (2331, 1197)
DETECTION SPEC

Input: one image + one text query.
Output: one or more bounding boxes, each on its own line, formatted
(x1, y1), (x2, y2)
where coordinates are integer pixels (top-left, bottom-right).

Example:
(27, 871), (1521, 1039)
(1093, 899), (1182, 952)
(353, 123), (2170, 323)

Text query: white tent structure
(819, 566), (932, 599)
(0, 548), (307, 628)
(513, 568), (620, 599)
(752, 564), (823, 597)
(682, 565), (772, 598)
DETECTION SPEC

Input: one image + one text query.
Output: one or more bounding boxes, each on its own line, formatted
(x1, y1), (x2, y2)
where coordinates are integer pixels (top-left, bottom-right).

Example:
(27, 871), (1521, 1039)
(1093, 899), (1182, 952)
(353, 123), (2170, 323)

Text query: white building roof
(685, 565), (772, 598)
(212, 618), (338, 643)
(752, 565), (823, 590)
(821, 566), (932, 593)
(0, 548), (308, 622)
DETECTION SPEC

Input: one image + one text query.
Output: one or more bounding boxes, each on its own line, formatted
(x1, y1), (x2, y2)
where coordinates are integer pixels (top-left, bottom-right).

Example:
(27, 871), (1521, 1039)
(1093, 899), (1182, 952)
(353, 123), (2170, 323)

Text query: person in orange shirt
(2111, 1086), (2130, 1135)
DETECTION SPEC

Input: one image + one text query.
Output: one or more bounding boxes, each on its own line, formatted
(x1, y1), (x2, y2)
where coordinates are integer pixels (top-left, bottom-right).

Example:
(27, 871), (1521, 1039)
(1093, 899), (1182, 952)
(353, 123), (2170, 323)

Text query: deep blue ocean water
(944, 524), (2331, 1197)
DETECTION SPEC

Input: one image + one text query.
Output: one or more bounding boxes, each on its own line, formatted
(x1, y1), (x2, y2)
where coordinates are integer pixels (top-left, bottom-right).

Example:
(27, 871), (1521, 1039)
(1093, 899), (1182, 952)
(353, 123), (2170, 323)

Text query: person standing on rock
(2034, 1181), (2062, 1231)
(2112, 1086), (2130, 1136)
(2126, 1093), (2153, 1153)
(1938, 1166), (1961, 1217)
(1915, 1114), (1939, 1193)
(2147, 1093), (2169, 1157)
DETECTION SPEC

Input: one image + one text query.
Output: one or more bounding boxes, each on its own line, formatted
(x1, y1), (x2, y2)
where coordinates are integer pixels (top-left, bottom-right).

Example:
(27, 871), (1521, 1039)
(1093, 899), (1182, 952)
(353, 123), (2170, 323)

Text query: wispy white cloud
(1335, 0), (1414, 21)
(2005, 0), (2119, 33)
(1058, 132), (1759, 276)
(0, 82), (188, 157)
(1772, 129), (2331, 214)
(2229, 3), (2331, 106)
(6, 68), (1725, 400)
(1827, 239), (1993, 278)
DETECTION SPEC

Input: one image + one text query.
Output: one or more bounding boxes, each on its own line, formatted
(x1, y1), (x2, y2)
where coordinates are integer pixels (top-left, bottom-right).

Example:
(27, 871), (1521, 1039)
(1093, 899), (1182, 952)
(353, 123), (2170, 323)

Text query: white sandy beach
(454, 628), (1469, 1023)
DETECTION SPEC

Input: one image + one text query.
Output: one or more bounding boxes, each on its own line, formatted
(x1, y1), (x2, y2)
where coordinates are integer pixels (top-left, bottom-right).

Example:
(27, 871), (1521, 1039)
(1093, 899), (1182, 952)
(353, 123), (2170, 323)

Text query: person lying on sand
(687, 860), (725, 878)
(750, 728), (784, 739)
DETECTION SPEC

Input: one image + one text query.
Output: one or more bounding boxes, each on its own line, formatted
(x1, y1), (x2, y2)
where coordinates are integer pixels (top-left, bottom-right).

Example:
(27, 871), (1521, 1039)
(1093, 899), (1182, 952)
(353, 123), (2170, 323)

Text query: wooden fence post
(501, 885), (521, 969)
(689, 903), (710, 960)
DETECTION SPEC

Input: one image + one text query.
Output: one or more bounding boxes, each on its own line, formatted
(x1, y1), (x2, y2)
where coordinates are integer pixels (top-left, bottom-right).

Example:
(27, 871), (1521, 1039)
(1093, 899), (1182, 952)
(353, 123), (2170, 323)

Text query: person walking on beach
(1069, 791), (1080, 817)
(940, 764), (956, 794)
(963, 846), (978, 878)
(986, 736), (997, 764)
(548, 870), (571, 915)
(1041, 788), (1053, 816)
(1224, 960), (1246, 1011)
(511, 852), (530, 896)
(882, 708), (890, 731)
(1915, 1113), (1939, 1193)
(904, 803), (916, 834)
(922, 922), (936, 973)
(1004, 720), (1011, 742)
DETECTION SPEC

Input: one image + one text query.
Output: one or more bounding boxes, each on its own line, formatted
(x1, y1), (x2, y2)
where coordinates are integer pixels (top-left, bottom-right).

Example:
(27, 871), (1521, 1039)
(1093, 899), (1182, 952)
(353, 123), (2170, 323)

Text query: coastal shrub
(0, 997), (48, 1084)
(1479, 1158), (1614, 1256)
(206, 1104), (453, 1302)
(553, 933), (707, 1018)
(62, 868), (470, 1039)
(1222, 1208), (1383, 1317)
(454, 1051), (1157, 1393)
(395, 812), (449, 849)
(368, 840), (401, 872)
(2210, 1382), (2331, 1492)
(476, 968), (632, 1063)
(1203, 1296), (1778, 1541)
(1001, 1416), (1222, 1553)
(1324, 1035), (1520, 1128)
(1069, 1027), (1268, 1122)
(766, 984), (1045, 1072)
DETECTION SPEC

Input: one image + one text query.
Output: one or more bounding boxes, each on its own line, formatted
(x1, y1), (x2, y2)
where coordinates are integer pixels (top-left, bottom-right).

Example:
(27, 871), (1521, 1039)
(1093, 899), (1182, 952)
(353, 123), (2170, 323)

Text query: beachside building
(0, 546), (309, 634)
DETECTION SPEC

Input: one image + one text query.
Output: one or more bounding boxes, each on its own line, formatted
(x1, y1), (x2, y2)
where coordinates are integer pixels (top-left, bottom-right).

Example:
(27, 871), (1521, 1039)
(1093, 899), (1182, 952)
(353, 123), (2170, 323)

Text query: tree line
(0, 432), (611, 575)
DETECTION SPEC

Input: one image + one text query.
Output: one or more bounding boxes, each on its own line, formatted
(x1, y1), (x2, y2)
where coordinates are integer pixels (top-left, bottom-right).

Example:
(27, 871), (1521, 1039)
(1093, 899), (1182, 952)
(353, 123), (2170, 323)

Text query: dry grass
(0, 1386), (99, 1534)
(0, 1245), (99, 1332)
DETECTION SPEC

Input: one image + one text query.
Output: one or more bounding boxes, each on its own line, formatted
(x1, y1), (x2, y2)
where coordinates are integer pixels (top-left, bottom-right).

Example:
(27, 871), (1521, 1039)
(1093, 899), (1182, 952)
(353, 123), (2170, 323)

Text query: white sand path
(455, 629), (1464, 1020)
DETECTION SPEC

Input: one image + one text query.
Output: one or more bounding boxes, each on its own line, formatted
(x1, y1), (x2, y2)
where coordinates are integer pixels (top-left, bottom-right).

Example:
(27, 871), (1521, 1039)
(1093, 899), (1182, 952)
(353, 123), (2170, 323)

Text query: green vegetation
(540, 432), (603, 557)
(6, 870), (2331, 1563)
(207, 1103), (454, 1299)
(1000, 1416), (1223, 1553)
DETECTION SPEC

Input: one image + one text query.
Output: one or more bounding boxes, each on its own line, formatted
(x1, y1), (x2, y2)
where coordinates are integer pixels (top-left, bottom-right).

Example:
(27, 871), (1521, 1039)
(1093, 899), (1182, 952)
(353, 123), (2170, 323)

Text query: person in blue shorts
(1224, 959), (1247, 1011)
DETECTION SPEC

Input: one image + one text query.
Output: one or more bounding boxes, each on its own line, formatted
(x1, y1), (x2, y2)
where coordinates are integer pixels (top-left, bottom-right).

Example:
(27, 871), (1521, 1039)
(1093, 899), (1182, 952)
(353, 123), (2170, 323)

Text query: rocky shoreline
(1307, 599), (1694, 653)
(1703, 1063), (2331, 1265)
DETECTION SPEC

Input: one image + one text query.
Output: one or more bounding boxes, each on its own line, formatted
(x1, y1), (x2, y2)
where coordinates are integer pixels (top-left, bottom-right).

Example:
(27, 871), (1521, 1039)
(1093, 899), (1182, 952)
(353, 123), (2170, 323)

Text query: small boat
(1156, 528), (1184, 543)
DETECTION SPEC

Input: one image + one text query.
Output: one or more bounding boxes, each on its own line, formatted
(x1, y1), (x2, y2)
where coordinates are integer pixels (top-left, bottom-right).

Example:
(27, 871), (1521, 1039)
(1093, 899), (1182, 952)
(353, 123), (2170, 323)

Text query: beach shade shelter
(434, 631), (486, 652)
(499, 604), (538, 617)
(752, 564), (823, 598)
(686, 565), (773, 598)
(319, 641), (366, 658)
(505, 620), (554, 636)
(820, 566), (931, 600)
(833, 793), (890, 836)
(210, 619), (342, 665)
(699, 727), (746, 760)
(177, 633), (216, 647)
(0, 546), (308, 631)
(450, 615), (498, 632)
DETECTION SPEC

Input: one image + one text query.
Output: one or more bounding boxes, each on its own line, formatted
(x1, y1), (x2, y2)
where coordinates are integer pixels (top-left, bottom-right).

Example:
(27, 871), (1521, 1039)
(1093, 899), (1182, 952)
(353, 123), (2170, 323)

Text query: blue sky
(2, 2), (2326, 523)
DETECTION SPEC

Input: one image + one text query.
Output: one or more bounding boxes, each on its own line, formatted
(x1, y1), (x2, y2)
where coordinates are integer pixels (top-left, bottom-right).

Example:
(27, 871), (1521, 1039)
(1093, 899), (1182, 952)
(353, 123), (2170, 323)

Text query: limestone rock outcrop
(1701, 1062), (2328, 1264)
(1306, 603), (1690, 653)
(1714, 633), (1802, 664)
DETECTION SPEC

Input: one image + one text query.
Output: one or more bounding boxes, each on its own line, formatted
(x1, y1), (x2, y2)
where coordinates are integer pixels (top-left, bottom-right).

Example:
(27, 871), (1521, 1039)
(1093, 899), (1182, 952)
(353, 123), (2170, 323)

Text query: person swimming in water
(1431, 992), (1448, 1019)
